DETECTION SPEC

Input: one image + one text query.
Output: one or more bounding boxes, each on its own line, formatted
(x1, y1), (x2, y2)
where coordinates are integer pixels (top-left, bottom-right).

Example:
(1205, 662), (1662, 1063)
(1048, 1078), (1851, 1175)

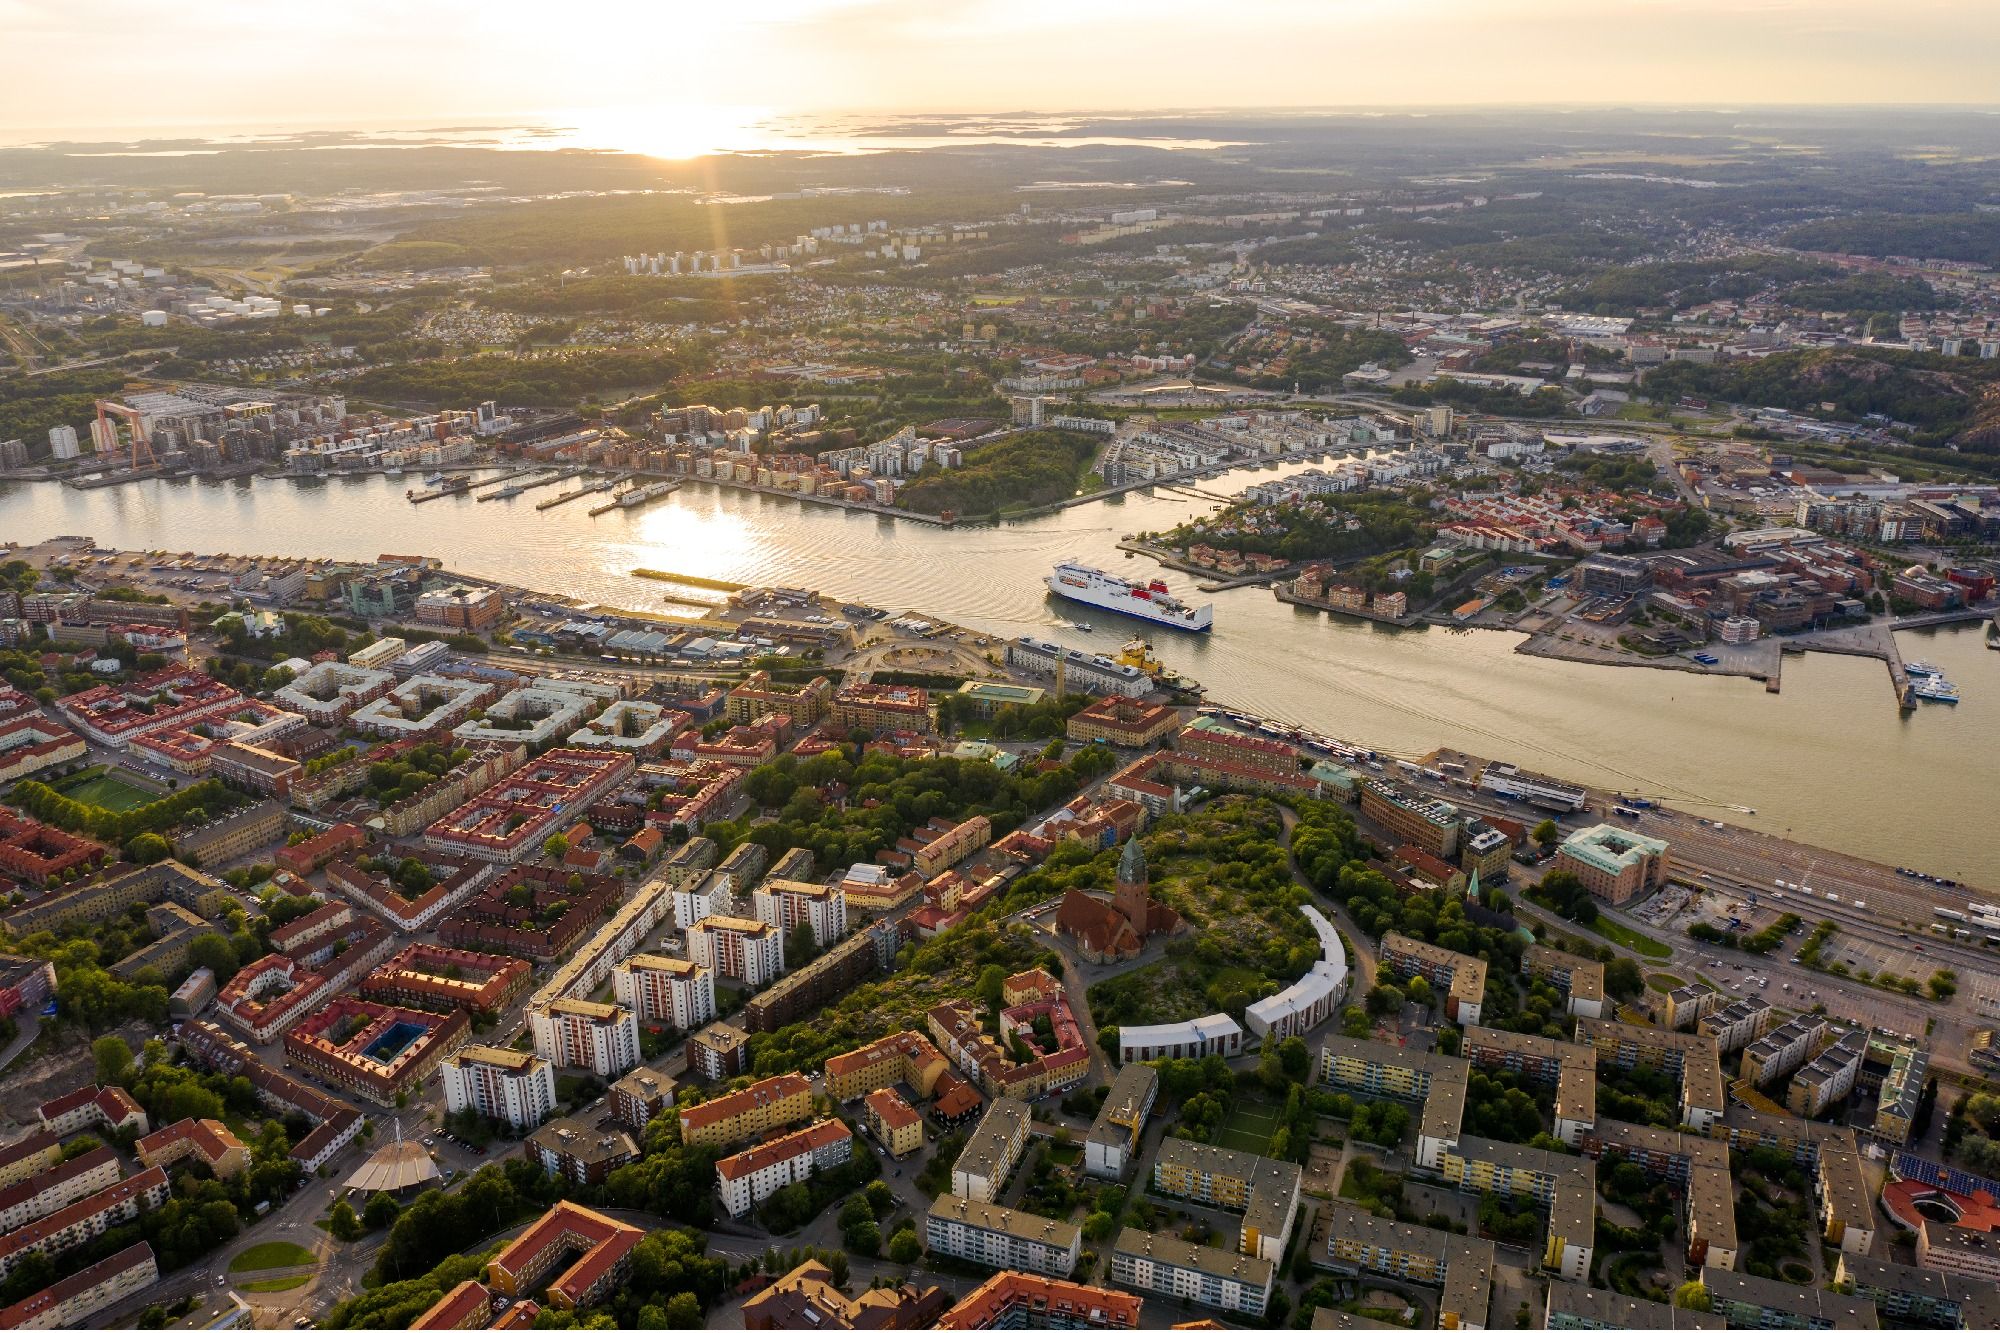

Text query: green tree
(126, 832), (173, 865)
(1674, 1281), (1713, 1312)
(1604, 958), (1645, 1000)
(93, 1034), (134, 1085)
(1532, 819), (1560, 850)
(888, 1229), (922, 1264)
(187, 932), (241, 984)
(664, 1292), (702, 1328)
(364, 1192), (401, 1232)
(542, 834), (570, 860)
(328, 1198), (364, 1242)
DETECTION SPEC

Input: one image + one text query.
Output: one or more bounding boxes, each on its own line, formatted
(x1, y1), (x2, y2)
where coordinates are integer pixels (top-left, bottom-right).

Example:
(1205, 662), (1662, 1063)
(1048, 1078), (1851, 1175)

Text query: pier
(477, 467), (582, 501)
(537, 474), (625, 510)
(631, 569), (748, 592)
(408, 481), (471, 505)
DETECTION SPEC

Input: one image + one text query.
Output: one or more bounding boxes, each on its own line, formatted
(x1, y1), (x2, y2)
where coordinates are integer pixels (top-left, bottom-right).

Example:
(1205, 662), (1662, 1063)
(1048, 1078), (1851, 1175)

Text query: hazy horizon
(6, 0), (2000, 159)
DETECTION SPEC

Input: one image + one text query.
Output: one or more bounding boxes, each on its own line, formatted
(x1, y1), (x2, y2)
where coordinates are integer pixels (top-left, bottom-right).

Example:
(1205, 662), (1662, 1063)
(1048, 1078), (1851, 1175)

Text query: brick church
(1055, 836), (1185, 964)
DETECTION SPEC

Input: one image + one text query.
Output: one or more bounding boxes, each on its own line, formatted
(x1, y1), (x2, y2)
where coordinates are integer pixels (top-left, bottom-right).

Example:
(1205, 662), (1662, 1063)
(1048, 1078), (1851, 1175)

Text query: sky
(4, 0), (1998, 149)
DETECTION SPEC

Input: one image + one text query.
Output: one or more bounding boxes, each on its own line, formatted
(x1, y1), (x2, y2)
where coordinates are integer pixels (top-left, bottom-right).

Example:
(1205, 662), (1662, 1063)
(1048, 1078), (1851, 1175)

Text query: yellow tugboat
(1116, 638), (1202, 695)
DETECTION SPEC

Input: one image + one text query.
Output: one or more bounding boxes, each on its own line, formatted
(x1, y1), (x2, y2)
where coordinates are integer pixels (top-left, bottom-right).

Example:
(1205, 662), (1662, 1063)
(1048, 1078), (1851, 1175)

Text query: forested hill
(1644, 347), (2000, 449)
(895, 428), (1102, 516)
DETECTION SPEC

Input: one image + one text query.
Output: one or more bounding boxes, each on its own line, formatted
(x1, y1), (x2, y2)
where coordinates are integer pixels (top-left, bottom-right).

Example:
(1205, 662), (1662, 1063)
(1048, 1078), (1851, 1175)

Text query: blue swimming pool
(362, 1021), (427, 1064)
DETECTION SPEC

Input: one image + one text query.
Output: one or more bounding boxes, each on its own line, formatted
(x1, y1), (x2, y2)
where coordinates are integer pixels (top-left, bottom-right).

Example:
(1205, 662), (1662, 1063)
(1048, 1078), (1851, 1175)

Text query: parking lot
(1814, 932), (1936, 990)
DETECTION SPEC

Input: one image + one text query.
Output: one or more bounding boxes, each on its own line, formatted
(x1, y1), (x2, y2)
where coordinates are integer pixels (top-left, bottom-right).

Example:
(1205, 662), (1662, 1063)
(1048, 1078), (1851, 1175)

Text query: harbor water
(2, 465), (1995, 884)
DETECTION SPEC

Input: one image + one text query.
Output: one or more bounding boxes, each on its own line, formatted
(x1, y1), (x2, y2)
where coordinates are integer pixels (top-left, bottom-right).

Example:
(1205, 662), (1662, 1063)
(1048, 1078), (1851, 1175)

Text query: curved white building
(1245, 905), (1350, 1040)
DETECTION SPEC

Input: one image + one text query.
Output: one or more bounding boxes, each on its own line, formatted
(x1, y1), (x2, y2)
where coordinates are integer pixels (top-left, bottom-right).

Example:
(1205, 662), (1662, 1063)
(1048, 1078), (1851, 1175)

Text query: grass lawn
(229, 1241), (317, 1272)
(240, 1275), (312, 1293)
(1645, 973), (1686, 992)
(1214, 1098), (1283, 1155)
(1582, 914), (1673, 959)
(53, 769), (157, 812)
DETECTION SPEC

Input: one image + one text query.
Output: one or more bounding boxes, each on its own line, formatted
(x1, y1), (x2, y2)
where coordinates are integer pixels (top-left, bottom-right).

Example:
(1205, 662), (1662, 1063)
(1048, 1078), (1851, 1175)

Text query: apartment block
(927, 1194), (1081, 1277)
(35, 1085), (148, 1140)
(825, 1031), (950, 1103)
(863, 1089), (924, 1158)
(751, 878), (847, 950)
(525, 1117), (639, 1187)
(1816, 1139), (1875, 1256)
(0, 1146), (122, 1234)
(1686, 1164), (1739, 1271)
(1873, 1043), (1929, 1145)
(607, 1068), (676, 1134)
(1699, 997), (1774, 1054)
(611, 954), (717, 1031)
(1698, 1267), (1878, 1330)
(1435, 1135), (1596, 1280)
(1109, 1227), (1273, 1318)
(1661, 983), (1724, 1032)
(686, 915), (784, 987)
(936, 1271), (1140, 1331)
(716, 1119), (854, 1218)
(1520, 944), (1606, 1019)
(1379, 932), (1486, 1024)
(677, 1073), (813, 1150)
(0, 1241), (158, 1331)
(1787, 1027), (1867, 1117)
(483, 1202), (642, 1312)
(955, 1098), (1032, 1203)
(1316, 1035), (1469, 1169)
(529, 999), (641, 1080)
(744, 1259), (947, 1331)
(1316, 1206), (1494, 1330)
(0, 1166), (168, 1279)
(1153, 1139), (1302, 1264)
(135, 1118), (248, 1179)
(442, 1046), (558, 1132)
(1085, 1064), (1159, 1180)
(1744, 1012), (1824, 1088)
(1544, 1280), (1724, 1330)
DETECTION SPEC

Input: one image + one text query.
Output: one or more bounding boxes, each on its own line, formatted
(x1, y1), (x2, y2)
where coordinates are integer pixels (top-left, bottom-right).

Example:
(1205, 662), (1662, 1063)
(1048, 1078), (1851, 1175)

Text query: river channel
(2, 463), (1995, 884)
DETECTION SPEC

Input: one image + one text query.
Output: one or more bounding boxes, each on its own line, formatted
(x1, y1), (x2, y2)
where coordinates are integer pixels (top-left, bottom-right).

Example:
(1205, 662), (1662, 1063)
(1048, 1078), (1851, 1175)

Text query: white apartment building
(714, 1119), (853, 1218)
(440, 1045), (558, 1132)
(686, 915), (784, 987)
(611, 954), (717, 1031)
(926, 1194), (1081, 1277)
(529, 999), (641, 1079)
(1110, 1227), (1274, 1318)
(672, 872), (733, 932)
(751, 878), (848, 950)
(953, 1098), (1032, 1203)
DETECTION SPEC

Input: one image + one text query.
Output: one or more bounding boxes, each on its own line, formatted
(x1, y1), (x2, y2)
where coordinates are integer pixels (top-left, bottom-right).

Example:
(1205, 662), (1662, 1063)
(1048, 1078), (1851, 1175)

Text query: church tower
(1113, 835), (1150, 935)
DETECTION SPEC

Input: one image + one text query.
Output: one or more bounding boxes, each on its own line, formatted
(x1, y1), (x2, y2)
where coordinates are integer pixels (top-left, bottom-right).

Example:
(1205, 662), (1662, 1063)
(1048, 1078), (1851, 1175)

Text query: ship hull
(1046, 578), (1212, 632)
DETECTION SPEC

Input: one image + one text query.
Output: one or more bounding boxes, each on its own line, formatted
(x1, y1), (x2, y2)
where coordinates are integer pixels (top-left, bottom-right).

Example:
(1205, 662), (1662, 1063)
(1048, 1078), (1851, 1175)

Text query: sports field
(1214, 1098), (1282, 1155)
(55, 769), (158, 811)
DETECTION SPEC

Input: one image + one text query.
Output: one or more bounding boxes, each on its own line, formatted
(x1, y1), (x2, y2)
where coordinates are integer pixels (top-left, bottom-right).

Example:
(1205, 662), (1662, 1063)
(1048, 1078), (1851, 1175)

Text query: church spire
(1118, 835), (1147, 887)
